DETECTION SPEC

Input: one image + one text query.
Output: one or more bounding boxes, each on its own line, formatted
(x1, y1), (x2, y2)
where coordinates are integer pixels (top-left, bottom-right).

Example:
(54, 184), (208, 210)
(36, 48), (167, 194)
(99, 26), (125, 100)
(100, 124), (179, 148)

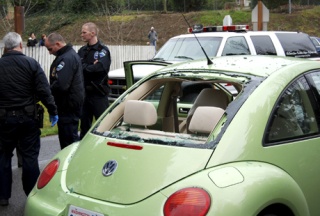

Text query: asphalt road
(0, 135), (60, 216)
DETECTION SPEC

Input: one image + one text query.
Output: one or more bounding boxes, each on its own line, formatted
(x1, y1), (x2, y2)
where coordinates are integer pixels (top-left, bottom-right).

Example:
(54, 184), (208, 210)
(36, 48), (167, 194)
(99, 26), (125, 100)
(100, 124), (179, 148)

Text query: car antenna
(182, 13), (213, 65)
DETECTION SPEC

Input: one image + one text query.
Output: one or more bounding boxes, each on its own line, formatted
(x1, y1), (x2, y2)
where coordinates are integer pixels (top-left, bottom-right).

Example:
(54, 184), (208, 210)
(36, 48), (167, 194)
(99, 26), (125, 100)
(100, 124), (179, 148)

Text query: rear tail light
(37, 159), (59, 189)
(108, 79), (114, 85)
(164, 187), (211, 216)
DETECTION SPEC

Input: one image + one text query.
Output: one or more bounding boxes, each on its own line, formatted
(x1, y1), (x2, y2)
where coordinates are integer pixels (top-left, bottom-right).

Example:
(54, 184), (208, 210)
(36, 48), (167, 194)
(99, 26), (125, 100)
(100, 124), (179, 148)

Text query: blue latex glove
(49, 115), (59, 127)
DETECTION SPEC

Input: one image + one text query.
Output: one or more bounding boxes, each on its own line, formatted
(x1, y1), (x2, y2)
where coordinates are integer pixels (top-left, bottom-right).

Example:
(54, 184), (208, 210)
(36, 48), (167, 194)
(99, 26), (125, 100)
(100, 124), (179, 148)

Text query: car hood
(65, 134), (212, 204)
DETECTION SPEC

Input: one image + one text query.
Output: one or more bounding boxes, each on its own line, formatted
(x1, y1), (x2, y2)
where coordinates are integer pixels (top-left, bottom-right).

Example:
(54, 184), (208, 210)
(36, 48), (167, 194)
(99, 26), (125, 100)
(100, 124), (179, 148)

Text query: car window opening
(93, 77), (242, 147)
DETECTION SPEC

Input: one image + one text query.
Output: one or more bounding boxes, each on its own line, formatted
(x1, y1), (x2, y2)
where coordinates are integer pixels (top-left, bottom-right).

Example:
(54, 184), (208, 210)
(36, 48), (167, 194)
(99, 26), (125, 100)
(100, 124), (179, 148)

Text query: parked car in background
(310, 36), (320, 54)
(107, 24), (320, 102)
(26, 55), (320, 216)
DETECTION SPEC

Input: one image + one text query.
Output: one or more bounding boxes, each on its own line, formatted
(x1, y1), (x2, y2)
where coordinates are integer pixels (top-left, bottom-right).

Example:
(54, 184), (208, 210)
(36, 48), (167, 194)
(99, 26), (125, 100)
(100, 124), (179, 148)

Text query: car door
(123, 60), (172, 113)
(264, 73), (320, 215)
(123, 60), (171, 89)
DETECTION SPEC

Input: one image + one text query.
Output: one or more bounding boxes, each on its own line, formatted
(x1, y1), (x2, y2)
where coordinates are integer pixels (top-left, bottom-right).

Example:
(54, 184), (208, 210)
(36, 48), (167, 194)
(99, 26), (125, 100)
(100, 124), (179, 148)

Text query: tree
(0, 0), (7, 18)
(250, 0), (301, 9)
(169, 0), (207, 12)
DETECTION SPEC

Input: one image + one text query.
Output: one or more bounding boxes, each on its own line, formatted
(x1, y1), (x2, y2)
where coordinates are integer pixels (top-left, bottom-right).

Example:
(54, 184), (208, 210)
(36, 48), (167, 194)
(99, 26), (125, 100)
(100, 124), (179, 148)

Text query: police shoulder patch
(99, 49), (107, 58)
(94, 51), (99, 60)
(56, 61), (65, 71)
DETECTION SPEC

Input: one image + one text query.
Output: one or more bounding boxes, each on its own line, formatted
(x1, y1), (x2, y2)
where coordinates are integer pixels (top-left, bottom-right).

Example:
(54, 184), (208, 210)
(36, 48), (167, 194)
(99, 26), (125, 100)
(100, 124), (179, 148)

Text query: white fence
(0, 45), (155, 79)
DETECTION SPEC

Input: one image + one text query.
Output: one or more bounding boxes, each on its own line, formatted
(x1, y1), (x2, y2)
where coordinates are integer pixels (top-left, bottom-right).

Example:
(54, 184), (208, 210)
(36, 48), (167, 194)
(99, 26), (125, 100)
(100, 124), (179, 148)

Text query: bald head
(81, 22), (99, 45)
(82, 22), (99, 36)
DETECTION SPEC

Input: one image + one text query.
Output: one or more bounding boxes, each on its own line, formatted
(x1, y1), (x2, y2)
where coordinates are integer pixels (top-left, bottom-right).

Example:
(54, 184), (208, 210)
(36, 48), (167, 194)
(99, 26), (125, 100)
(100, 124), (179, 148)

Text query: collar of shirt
(2, 50), (24, 57)
(56, 44), (73, 56)
(86, 41), (102, 51)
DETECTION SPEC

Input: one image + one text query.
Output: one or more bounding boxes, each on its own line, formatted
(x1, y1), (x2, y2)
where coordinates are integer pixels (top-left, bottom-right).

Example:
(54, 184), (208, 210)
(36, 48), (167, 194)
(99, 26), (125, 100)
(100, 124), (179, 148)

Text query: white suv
(108, 25), (319, 102)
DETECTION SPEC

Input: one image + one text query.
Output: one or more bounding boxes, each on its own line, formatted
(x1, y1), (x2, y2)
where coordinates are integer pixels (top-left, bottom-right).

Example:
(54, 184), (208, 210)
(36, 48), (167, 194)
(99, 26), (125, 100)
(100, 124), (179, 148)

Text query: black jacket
(49, 44), (84, 116)
(27, 38), (38, 47)
(0, 51), (57, 115)
(78, 41), (111, 95)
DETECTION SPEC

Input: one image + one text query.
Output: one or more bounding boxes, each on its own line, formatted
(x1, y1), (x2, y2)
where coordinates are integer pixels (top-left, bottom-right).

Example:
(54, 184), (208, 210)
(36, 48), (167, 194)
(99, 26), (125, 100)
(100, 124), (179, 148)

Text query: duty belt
(6, 109), (25, 117)
(0, 105), (35, 118)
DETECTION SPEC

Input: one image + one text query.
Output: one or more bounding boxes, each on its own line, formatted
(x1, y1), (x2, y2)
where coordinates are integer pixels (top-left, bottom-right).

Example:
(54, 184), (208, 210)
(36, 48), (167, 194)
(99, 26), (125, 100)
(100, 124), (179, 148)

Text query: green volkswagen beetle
(25, 55), (320, 216)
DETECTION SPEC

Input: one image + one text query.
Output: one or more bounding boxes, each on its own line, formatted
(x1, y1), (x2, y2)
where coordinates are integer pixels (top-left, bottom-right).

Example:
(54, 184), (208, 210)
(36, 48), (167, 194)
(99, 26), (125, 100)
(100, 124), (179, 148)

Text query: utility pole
(14, 6), (24, 35)
(258, 0), (262, 31)
(252, 0), (269, 31)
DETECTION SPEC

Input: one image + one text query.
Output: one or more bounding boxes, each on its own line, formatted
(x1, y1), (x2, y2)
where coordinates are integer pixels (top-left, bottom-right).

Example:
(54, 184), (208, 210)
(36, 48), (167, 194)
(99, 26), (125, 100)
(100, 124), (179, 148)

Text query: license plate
(68, 205), (104, 216)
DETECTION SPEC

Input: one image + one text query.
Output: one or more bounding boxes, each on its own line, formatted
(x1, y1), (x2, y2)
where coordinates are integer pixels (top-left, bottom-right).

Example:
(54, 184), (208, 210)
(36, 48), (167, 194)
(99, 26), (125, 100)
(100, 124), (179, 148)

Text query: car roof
(155, 55), (320, 78)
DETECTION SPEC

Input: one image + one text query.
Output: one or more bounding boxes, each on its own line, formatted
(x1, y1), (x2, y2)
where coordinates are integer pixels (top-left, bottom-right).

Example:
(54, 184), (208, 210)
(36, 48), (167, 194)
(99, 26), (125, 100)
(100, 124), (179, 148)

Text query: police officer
(78, 22), (111, 139)
(45, 33), (84, 149)
(0, 32), (58, 206)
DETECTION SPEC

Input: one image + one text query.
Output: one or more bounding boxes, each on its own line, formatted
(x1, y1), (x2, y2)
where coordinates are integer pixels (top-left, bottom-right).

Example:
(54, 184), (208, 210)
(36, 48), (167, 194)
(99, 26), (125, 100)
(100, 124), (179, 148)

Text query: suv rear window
(276, 33), (319, 58)
(251, 35), (277, 55)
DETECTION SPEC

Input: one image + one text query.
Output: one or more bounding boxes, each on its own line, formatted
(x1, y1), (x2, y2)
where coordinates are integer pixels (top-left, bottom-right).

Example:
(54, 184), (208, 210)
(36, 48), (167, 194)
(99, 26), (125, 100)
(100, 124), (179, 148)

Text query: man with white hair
(148, 26), (158, 54)
(0, 32), (58, 206)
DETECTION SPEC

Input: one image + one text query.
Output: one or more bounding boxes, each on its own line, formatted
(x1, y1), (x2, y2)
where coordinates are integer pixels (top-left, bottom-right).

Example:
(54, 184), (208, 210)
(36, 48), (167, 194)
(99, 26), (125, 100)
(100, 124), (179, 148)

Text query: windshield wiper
(174, 55), (194, 60)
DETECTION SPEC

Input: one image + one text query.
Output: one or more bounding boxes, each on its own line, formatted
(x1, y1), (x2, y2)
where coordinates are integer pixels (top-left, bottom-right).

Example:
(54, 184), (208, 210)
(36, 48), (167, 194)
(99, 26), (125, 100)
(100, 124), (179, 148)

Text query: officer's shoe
(0, 198), (9, 206)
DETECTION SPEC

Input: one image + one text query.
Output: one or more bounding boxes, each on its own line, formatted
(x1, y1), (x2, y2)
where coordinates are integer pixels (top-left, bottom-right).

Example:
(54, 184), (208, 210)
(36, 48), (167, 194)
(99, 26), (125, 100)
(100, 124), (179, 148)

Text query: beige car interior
(95, 78), (231, 143)
(179, 88), (230, 133)
(117, 100), (224, 142)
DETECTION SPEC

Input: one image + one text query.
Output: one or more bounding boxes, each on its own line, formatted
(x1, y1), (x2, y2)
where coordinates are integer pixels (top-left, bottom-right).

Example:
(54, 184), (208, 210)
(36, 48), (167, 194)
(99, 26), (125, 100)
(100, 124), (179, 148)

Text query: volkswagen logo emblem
(102, 160), (118, 177)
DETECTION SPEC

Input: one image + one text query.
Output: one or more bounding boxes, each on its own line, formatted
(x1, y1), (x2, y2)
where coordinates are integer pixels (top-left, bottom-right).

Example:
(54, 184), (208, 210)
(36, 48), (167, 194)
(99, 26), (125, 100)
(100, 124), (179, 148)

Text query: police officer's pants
(80, 94), (109, 139)
(57, 113), (80, 149)
(0, 115), (40, 199)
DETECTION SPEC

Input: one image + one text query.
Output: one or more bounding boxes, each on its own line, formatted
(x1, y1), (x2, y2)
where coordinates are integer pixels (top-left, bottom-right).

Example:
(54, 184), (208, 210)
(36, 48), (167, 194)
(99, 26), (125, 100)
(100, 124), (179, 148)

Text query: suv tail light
(108, 79), (114, 85)
(164, 187), (211, 216)
(37, 159), (59, 189)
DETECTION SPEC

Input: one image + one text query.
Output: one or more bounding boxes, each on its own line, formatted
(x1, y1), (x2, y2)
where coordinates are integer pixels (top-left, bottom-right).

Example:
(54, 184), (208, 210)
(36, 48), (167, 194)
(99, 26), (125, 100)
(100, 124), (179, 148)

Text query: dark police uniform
(49, 44), (84, 149)
(0, 50), (58, 200)
(78, 41), (111, 139)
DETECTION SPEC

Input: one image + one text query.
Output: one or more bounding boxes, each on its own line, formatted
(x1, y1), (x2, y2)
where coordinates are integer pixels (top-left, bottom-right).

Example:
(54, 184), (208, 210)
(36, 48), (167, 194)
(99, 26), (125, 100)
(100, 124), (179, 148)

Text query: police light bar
(188, 24), (249, 33)
(188, 24), (203, 33)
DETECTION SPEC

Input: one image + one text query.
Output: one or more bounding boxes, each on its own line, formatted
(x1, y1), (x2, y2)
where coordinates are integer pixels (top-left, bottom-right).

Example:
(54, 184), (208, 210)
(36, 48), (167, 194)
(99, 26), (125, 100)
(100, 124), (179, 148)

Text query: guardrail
(0, 45), (155, 79)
